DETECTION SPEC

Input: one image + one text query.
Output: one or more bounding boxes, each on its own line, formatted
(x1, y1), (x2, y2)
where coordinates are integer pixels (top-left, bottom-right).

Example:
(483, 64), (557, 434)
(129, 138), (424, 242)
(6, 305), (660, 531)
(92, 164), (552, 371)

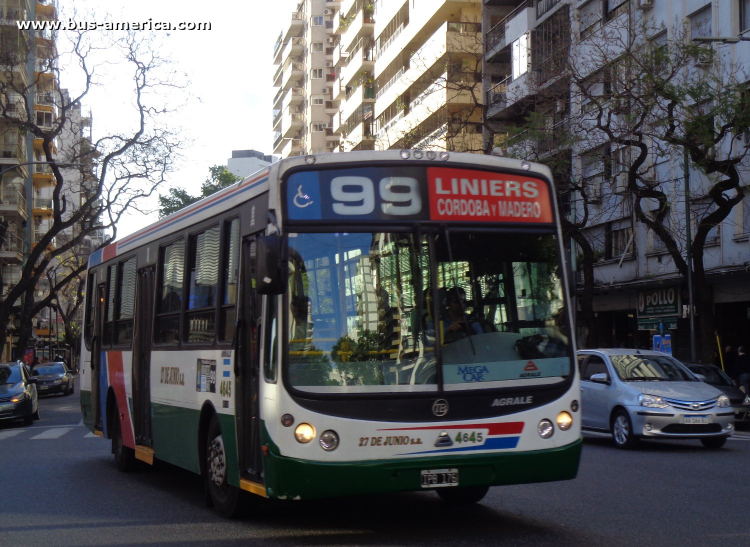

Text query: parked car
(685, 363), (750, 427)
(0, 361), (40, 425)
(30, 361), (75, 396)
(577, 349), (734, 449)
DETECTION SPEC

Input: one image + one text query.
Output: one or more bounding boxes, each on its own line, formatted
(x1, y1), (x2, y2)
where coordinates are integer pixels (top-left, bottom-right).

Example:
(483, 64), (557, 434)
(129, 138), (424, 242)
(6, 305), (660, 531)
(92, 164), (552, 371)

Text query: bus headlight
(538, 419), (554, 439)
(557, 411), (573, 431)
(294, 423), (315, 443)
(319, 430), (339, 451)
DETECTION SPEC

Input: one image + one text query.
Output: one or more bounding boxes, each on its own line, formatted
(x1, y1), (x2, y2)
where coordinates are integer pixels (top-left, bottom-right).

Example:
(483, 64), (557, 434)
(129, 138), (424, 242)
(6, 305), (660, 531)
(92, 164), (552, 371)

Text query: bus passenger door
(91, 284), (106, 432)
(132, 266), (155, 447)
(236, 237), (262, 481)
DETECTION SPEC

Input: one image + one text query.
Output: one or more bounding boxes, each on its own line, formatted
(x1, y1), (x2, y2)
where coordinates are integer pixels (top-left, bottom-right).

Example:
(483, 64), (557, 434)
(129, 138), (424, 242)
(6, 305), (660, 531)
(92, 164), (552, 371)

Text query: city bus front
(257, 153), (581, 502)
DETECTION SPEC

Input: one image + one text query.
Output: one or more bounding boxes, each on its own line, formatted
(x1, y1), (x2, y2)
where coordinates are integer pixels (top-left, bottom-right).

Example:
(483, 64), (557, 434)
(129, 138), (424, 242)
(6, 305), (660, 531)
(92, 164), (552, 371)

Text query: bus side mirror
(256, 234), (288, 295)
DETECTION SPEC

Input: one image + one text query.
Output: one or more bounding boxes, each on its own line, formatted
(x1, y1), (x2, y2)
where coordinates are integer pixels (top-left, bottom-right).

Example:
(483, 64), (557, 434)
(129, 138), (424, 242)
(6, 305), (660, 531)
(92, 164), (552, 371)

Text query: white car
(577, 349), (734, 449)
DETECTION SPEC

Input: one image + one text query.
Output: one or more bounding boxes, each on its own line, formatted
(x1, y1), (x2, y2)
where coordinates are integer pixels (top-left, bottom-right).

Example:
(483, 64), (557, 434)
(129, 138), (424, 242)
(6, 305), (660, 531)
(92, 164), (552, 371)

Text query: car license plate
(421, 469), (458, 488)
(40, 385), (48, 390)
(684, 415), (709, 424)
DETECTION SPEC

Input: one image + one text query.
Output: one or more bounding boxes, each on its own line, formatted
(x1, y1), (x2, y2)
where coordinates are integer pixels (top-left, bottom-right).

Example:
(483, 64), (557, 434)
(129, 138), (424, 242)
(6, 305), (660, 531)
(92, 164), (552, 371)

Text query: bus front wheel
(112, 412), (136, 472)
(436, 485), (489, 505)
(206, 415), (241, 518)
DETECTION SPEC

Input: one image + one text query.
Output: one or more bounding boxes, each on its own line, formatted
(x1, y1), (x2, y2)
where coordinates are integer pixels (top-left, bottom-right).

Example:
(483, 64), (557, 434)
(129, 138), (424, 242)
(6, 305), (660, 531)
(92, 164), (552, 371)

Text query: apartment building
(273, 0), (485, 157)
(273, 0), (340, 157)
(482, 0), (750, 358)
(226, 149), (275, 179)
(0, 0), (96, 359)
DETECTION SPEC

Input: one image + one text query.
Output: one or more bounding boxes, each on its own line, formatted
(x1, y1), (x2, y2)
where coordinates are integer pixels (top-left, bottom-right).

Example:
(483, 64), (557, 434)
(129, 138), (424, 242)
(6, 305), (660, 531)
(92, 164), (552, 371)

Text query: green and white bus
(80, 150), (581, 516)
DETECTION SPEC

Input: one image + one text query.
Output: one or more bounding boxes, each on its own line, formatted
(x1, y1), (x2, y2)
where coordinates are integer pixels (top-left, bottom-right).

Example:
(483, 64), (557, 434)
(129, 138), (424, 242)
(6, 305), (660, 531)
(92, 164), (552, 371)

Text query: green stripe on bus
(261, 429), (582, 501)
(80, 390), (94, 432)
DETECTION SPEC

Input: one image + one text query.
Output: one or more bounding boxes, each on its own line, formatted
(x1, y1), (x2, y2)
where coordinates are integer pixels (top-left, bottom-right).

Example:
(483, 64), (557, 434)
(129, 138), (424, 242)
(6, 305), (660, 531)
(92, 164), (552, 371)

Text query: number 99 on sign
(331, 176), (422, 216)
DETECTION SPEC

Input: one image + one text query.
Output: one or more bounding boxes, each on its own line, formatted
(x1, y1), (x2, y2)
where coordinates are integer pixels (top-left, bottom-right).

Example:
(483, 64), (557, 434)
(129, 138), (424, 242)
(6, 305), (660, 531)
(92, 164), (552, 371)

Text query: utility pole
(683, 150), (697, 362)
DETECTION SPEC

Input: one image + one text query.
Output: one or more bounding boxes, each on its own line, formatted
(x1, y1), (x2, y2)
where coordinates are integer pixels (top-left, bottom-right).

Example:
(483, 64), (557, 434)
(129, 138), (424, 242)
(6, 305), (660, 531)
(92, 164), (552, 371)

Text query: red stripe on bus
(379, 422), (524, 436)
(107, 351), (134, 449)
(102, 242), (118, 262)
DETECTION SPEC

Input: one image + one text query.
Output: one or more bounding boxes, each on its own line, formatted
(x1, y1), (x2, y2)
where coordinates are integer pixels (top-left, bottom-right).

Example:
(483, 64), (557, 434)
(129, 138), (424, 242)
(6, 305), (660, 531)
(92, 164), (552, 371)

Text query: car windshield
(32, 363), (65, 376)
(284, 231), (571, 394)
(688, 365), (733, 386)
(0, 365), (22, 385)
(610, 355), (695, 381)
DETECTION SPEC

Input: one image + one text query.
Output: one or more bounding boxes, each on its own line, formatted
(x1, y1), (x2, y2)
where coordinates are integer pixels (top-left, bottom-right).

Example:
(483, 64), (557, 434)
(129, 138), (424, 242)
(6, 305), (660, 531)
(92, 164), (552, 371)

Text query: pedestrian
(735, 346), (750, 394)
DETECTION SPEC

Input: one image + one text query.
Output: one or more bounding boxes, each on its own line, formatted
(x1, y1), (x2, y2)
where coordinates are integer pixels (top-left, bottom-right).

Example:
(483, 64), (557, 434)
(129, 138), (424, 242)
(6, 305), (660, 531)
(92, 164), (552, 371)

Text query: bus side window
(263, 297), (278, 383)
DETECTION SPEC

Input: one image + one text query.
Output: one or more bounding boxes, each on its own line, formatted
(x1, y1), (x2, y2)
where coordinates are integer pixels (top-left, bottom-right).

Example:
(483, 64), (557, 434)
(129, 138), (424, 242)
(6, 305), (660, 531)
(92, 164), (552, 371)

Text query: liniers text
(17, 19), (211, 31)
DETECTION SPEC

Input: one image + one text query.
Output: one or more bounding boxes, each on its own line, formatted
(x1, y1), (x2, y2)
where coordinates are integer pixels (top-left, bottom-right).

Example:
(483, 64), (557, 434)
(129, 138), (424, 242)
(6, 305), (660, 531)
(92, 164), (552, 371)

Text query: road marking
(84, 432), (99, 438)
(0, 430), (24, 440)
(31, 427), (72, 439)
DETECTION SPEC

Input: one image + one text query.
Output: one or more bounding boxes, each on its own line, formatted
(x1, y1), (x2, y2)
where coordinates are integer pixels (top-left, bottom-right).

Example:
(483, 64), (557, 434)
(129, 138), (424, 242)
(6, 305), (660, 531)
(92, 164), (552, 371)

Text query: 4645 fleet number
(454, 431), (485, 444)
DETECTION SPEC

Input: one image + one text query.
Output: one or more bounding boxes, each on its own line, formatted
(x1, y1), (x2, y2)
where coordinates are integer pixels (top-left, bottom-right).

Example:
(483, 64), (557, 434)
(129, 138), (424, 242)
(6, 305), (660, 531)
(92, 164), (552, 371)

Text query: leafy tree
(158, 165), (241, 218)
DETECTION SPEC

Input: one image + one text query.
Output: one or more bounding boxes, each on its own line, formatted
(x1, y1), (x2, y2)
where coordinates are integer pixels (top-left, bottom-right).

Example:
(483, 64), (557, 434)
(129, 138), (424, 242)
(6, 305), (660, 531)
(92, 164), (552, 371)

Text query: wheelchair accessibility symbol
(293, 185), (314, 208)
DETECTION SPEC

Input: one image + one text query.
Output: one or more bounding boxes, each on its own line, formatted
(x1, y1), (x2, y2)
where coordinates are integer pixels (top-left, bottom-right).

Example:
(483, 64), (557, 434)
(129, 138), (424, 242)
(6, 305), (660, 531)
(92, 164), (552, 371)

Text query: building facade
(482, 0), (750, 360)
(226, 149), (275, 179)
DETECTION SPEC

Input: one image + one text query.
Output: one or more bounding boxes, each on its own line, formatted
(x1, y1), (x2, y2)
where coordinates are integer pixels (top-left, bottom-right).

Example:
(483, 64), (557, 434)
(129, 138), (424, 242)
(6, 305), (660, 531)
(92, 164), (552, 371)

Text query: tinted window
(186, 226), (220, 343)
(116, 257), (137, 345)
(0, 365), (22, 384)
(156, 239), (185, 344)
(32, 363), (66, 375)
(689, 365), (733, 386)
(582, 357), (608, 380)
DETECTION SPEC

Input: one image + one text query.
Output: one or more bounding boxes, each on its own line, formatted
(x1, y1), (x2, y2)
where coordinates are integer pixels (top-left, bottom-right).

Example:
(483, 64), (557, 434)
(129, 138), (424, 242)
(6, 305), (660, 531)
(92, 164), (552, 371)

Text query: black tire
(32, 404), (40, 421)
(611, 409), (639, 449)
(206, 414), (242, 518)
(23, 412), (33, 426)
(70, 383), (74, 395)
(700, 436), (728, 449)
(437, 485), (490, 505)
(112, 412), (136, 472)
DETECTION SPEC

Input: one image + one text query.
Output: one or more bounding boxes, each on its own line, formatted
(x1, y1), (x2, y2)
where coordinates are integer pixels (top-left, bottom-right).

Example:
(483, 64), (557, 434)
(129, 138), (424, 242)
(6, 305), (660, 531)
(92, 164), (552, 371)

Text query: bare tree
(0, 26), (187, 358)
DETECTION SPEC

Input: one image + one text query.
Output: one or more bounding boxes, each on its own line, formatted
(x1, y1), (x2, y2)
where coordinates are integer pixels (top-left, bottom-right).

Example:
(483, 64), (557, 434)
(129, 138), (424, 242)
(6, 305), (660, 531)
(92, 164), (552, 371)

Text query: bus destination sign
(285, 166), (553, 224)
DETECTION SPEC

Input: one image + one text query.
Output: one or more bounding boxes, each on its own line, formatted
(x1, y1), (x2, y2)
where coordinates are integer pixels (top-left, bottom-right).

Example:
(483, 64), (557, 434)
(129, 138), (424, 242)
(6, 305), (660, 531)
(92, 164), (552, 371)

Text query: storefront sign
(653, 334), (673, 356)
(637, 317), (678, 331)
(637, 286), (680, 317)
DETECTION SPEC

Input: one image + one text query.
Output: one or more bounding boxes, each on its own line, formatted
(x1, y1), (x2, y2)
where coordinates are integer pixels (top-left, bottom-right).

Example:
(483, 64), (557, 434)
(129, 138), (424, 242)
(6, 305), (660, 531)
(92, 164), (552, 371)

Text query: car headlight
(744, 395), (750, 406)
(717, 395), (731, 408)
(639, 394), (669, 408)
(52, 379), (62, 384)
(11, 392), (29, 403)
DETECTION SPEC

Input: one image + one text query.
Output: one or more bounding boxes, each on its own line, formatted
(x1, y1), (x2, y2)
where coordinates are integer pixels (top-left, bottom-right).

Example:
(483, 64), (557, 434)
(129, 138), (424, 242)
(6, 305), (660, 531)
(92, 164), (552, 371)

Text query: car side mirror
(256, 234), (288, 295)
(589, 372), (609, 384)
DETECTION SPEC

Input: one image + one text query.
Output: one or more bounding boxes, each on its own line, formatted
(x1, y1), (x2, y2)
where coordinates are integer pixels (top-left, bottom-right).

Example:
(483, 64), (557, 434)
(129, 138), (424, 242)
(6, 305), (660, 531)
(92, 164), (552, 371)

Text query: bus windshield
(285, 231), (571, 394)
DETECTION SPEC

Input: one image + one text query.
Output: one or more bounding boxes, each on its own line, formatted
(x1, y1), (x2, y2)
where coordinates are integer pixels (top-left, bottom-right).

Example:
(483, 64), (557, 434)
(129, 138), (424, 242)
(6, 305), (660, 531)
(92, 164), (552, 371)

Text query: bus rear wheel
(206, 415), (241, 518)
(436, 485), (489, 505)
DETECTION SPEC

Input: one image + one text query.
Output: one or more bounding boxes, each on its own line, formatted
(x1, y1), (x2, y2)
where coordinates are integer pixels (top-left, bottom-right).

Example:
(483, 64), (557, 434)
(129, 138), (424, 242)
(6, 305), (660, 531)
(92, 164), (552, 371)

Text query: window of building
(311, 68), (323, 79)
(579, 0), (603, 39)
(115, 257), (136, 345)
(311, 42), (324, 52)
(186, 225), (220, 343)
(607, 223), (633, 259)
(312, 15), (324, 26)
(606, 0), (629, 20)
(512, 32), (530, 80)
(36, 111), (53, 128)
(581, 148), (607, 201)
(156, 239), (184, 344)
(690, 5), (712, 39)
(311, 122), (327, 132)
(219, 218), (240, 342)
(311, 95), (324, 106)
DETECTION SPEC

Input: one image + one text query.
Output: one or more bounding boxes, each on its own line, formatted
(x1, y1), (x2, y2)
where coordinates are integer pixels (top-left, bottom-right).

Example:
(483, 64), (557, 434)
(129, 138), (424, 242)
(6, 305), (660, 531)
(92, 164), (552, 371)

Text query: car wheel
(436, 485), (490, 505)
(611, 409), (639, 449)
(700, 436), (728, 449)
(32, 404), (40, 421)
(70, 383), (74, 395)
(64, 384), (71, 396)
(23, 412), (33, 426)
(206, 414), (241, 518)
(112, 412), (136, 472)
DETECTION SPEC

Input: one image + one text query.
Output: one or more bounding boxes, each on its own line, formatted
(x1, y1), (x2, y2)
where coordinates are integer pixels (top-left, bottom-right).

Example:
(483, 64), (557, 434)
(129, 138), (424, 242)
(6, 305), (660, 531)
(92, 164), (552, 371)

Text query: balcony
(374, 21), (480, 119)
(32, 162), (55, 187)
(281, 61), (305, 91)
(276, 36), (305, 67)
(282, 11), (304, 42)
(341, 84), (375, 123)
(340, 40), (374, 88)
(33, 196), (53, 214)
(340, 8), (374, 53)
(35, 92), (54, 107)
(0, 189), (28, 220)
(0, 139), (26, 163)
(485, 0), (534, 62)
(281, 110), (305, 139)
(0, 232), (22, 264)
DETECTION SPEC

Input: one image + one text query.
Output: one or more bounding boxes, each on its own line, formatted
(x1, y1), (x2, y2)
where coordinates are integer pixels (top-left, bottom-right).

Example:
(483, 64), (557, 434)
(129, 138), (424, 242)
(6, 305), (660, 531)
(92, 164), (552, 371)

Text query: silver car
(578, 349), (734, 449)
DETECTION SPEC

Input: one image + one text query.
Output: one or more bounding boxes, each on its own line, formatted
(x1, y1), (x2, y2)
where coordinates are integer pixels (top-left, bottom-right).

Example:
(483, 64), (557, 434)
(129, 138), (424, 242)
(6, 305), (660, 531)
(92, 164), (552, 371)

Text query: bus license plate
(684, 415), (709, 424)
(421, 469), (458, 488)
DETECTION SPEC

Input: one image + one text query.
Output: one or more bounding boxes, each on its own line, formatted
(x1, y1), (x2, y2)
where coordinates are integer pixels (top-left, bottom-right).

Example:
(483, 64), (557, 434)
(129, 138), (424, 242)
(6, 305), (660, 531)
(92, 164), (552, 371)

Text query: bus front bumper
(262, 437), (582, 501)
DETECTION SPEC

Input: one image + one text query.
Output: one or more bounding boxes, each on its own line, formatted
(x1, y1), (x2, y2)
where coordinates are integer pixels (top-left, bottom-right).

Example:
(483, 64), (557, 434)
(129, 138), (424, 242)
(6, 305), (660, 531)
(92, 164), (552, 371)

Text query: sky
(57, 0), (295, 238)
